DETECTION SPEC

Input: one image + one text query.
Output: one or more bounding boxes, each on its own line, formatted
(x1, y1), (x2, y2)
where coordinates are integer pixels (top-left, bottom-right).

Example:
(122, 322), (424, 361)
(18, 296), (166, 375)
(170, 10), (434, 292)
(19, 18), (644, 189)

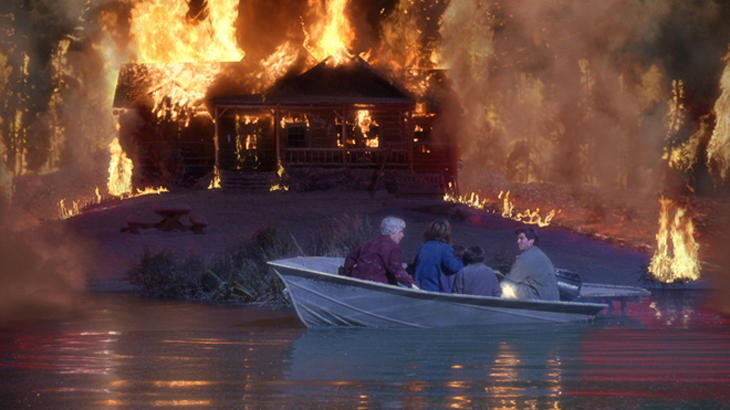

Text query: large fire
(648, 197), (701, 283)
(129, 0), (243, 64)
(303, 0), (355, 64)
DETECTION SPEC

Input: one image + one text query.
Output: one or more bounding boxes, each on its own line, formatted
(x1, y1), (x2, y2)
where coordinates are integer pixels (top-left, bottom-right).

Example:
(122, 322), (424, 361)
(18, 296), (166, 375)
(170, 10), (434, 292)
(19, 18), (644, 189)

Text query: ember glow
(648, 197), (701, 283)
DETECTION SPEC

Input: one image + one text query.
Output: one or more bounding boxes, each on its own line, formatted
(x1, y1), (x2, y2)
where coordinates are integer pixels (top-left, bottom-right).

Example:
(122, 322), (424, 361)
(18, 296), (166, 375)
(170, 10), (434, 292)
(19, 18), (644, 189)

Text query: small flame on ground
(107, 137), (133, 197)
(57, 198), (81, 220)
(208, 166), (221, 190)
(269, 162), (288, 192)
(56, 137), (167, 219)
(443, 186), (557, 227)
(648, 197), (701, 283)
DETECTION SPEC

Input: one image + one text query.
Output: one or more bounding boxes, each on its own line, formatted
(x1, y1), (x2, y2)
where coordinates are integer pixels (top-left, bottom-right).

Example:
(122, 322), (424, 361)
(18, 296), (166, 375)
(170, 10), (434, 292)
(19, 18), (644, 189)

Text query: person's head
(515, 227), (539, 251)
(452, 244), (466, 259)
(381, 216), (406, 244)
(423, 219), (452, 244)
(462, 246), (485, 265)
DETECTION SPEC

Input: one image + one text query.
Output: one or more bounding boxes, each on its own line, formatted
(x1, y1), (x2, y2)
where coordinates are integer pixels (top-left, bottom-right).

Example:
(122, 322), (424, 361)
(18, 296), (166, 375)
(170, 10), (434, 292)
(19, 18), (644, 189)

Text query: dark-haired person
(342, 216), (417, 288)
(501, 227), (559, 300)
(413, 219), (464, 292)
(451, 246), (502, 297)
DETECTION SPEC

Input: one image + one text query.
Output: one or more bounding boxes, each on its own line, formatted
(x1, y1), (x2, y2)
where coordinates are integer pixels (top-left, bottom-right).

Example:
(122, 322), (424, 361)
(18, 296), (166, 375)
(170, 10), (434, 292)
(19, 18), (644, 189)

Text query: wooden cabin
(113, 56), (457, 194)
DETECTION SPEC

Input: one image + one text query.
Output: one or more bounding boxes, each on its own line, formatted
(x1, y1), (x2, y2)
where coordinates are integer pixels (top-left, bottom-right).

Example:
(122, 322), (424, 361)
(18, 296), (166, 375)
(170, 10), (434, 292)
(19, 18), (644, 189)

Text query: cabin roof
(114, 55), (415, 110)
(263, 55), (413, 105)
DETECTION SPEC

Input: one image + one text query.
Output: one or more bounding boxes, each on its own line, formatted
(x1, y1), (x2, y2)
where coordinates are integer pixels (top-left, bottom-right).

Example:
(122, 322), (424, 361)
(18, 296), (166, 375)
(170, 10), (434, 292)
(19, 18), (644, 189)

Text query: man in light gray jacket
(501, 227), (560, 300)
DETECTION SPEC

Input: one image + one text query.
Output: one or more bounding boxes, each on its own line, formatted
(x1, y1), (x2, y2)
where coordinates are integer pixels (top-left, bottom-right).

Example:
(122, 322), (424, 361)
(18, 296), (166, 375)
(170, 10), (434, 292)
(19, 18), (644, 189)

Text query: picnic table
(152, 202), (191, 231)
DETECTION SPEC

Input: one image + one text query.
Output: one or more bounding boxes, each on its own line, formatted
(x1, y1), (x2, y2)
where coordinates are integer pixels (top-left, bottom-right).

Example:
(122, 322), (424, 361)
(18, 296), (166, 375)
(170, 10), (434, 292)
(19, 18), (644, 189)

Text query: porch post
(274, 105), (281, 166)
(342, 104), (347, 167)
(214, 105), (220, 171)
(407, 109), (414, 172)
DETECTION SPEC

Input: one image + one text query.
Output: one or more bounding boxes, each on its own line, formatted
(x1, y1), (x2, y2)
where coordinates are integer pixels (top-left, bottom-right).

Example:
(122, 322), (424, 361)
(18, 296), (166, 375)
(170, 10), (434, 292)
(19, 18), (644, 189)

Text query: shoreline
(58, 189), (659, 291)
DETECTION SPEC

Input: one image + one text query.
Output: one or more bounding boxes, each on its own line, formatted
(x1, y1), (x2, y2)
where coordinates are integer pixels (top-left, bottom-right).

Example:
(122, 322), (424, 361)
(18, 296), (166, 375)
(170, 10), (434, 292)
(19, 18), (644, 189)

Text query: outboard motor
(555, 268), (582, 301)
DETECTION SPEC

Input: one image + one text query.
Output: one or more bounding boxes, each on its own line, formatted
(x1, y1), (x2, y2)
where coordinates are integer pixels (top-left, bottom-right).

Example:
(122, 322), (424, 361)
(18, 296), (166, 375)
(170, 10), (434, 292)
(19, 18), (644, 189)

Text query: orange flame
(129, 0), (243, 63)
(443, 188), (557, 227)
(58, 136), (168, 219)
(127, 0), (243, 121)
(303, 0), (355, 64)
(144, 63), (221, 123)
(269, 162), (289, 192)
(107, 136), (133, 197)
(208, 166), (221, 190)
(357, 110), (373, 134)
(648, 197), (701, 283)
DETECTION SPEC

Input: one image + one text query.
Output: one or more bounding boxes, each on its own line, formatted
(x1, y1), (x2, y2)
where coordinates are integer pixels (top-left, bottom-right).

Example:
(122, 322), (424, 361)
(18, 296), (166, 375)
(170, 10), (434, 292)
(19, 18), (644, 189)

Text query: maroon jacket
(343, 235), (414, 287)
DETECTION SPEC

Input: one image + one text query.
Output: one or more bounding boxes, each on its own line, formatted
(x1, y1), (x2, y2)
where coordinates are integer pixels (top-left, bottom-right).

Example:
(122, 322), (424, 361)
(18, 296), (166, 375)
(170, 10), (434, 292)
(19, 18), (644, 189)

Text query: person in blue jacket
(413, 219), (464, 292)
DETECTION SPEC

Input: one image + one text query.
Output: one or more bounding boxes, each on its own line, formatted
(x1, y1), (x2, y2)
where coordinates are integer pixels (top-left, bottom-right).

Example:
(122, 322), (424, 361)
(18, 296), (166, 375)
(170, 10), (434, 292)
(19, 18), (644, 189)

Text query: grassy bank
(128, 215), (377, 306)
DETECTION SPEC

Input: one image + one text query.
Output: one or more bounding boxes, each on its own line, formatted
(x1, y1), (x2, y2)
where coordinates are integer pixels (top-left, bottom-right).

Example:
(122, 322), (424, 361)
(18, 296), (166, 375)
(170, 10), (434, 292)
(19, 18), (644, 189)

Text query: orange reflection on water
(446, 380), (470, 389)
(96, 399), (123, 406)
(153, 380), (212, 388)
(446, 395), (471, 408)
(490, 342), (520, 379)
(484, 341), (563, 410)
(153, 399), (211, 406)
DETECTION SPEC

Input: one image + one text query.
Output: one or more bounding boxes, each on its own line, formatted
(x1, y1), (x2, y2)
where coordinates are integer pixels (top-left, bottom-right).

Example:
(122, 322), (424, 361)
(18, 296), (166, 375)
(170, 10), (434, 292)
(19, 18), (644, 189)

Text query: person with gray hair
(342, 216), (416, 288)
(380, 216), (406, 236)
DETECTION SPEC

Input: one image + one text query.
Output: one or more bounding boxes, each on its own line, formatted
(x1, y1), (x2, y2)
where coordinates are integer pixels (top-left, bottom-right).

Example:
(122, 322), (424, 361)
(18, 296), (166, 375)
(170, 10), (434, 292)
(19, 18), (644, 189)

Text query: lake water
(1, 290), (729, 409)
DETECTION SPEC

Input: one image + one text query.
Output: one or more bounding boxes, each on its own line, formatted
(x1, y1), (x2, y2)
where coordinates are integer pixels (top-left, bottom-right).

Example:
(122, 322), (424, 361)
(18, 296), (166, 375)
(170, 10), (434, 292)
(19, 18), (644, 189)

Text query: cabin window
(286, 123), (307, 147)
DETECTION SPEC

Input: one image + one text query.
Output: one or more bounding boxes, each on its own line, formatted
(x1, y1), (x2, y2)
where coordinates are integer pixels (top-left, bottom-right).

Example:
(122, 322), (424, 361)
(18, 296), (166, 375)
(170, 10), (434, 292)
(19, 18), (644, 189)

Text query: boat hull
(269, 257), (608, 328)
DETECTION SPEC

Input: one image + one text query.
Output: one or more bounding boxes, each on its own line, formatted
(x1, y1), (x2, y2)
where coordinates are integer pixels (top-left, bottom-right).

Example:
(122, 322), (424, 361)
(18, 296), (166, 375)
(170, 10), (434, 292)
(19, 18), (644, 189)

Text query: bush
(128, 217), (375, 306)
(128, 225), (298, 306)
(129, 248), (205, 299)
(308, 214), (377, 256)
(204, 225), (297, 306)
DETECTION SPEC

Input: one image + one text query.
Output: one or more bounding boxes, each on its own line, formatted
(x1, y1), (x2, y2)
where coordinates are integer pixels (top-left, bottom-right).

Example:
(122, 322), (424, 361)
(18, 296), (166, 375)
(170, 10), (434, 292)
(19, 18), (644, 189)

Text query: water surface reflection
(285, 324), (585, 408)
(0, 291), (728, 408)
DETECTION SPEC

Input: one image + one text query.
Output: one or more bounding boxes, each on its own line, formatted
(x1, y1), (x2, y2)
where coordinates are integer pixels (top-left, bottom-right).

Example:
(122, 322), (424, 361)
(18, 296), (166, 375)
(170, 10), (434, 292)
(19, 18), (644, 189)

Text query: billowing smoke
(435, 0), (730, 200)
(431, 0), (730, 284)
(0, 0), (124, 318)
(0, 205), (88, 322)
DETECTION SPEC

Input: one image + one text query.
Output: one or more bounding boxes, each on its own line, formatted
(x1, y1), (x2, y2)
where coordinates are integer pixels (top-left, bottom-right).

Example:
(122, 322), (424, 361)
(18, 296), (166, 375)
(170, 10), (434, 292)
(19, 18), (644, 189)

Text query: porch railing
(282, 147), (410, 168)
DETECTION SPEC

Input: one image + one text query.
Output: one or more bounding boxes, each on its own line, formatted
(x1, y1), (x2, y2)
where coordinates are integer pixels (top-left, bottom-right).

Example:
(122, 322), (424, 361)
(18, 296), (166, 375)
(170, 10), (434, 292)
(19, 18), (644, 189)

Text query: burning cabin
(113, 55), (457, 193)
